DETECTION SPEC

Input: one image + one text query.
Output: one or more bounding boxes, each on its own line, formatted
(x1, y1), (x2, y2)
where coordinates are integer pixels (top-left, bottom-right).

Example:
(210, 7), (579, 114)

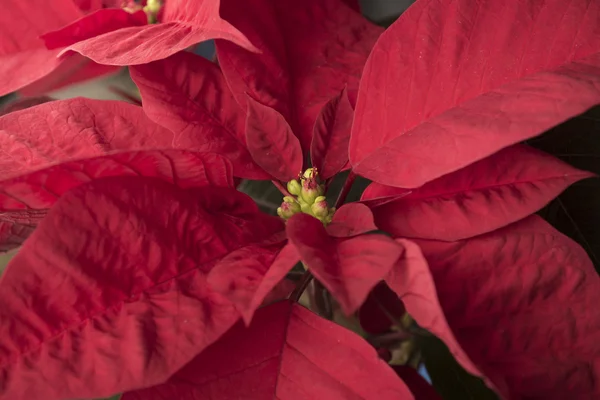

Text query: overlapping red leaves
(0, 0), (598, 399)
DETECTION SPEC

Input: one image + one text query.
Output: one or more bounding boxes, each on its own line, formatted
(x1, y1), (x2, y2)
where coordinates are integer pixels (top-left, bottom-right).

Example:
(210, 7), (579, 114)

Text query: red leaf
(362, 145), (595, 240)
(326, 202), (377, 238)
(0, 177), (283, 399)
(393, 366), (442, 400)
(385, 239), (482, 384)
(0, 98), (174, 178)
(311, 88), (354, 179)
(0, 150), (233, 212)
(350, 0), (600, 188)
(216, 0), (382, 149)
(287, 213), (403, 315)
(358, 282), (406, 335)
(390, 218), (600, 399)
(42, 9), (148, 50)
(122, 300), (414, 400)
(62, 0), (256, 65)
(0, 0), (84, 95)
(130, 52), (268, 179)
(0, 149), (233, 252)
(208, 239), (300, 324)
(245, 96), (303, 181)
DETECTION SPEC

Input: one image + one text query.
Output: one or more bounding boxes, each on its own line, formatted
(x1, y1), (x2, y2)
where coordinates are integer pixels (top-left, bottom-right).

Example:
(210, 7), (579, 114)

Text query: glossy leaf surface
(311, 88), (353, 179)
(0, 178), (283, 399)
(350, 0), (600, 187)
(123, 301), (414, 400)
(390, 218), (600, 399)
(217, 0), (382, 149)
(287, 213), (402, 315)
(245, 97), (303, 181)
(63, 0), (256, 65)
(131, 52), (267, 178)
(362, 145), (595, 240)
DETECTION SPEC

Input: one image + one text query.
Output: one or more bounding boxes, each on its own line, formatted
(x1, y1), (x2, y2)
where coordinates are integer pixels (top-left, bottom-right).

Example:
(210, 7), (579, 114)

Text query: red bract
(0, 177), (283, 399)
(216, 0), (382, 149)
(123, 301), (414, 400)
(0, 0), (88, 96)
(62, 0), (257, 66)
(130, 52), (268, 179)
(361, 145), (595, 241)
(311, 88), (354, 179)
(0, 0), (599, 398)
(350, 0), (600, 188)
(387, 217), (600, 399)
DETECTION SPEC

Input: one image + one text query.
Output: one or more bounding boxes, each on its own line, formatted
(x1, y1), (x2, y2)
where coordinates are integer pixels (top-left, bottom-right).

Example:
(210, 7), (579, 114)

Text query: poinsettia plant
(0, 0), (599, 399)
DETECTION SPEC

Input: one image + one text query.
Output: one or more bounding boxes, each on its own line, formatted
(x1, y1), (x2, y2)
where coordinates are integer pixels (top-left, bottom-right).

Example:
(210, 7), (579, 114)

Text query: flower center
(122, 0), (162, 24)
(277, 168), (336, 224)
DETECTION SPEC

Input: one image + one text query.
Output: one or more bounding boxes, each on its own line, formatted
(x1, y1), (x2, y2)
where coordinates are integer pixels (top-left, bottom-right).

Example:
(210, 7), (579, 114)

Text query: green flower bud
(286, 179), (302, 196)
(303, 167), (318, 179)
(300, 201), (312, 214)
(277, 199), (301, 219)
(299, 175), (324, 205)
(311, 198), (329, 218)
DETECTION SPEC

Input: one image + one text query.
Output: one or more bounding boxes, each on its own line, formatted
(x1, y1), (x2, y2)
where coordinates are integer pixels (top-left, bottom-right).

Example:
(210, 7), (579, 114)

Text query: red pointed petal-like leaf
(287, 213), (403, 315)
(245, 96), (303, 181)
(0, 0), (83, 95)
(326, 203), (377, 238)
(362, 145), (595, 240)
(393, 366), (442, 400)
(208, 239), (300, 324)
(0, 98), (173, 178)
(350, 0), (600, 187)
(391, 218), (600, 399)
(311, 88), (353, 179)
(0, 150), (233, 212)
(358, 282), (406, 335)
(42, 9), (148, 49)
(385, 239), (482, 383)
(217, 0), (382, 149)
(122, 301), (414, 400)
(0, 178), (283, 399)
(62, 0), (256, 65)
(0, 150), (233, 251)
(130, 52), (267, 179)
